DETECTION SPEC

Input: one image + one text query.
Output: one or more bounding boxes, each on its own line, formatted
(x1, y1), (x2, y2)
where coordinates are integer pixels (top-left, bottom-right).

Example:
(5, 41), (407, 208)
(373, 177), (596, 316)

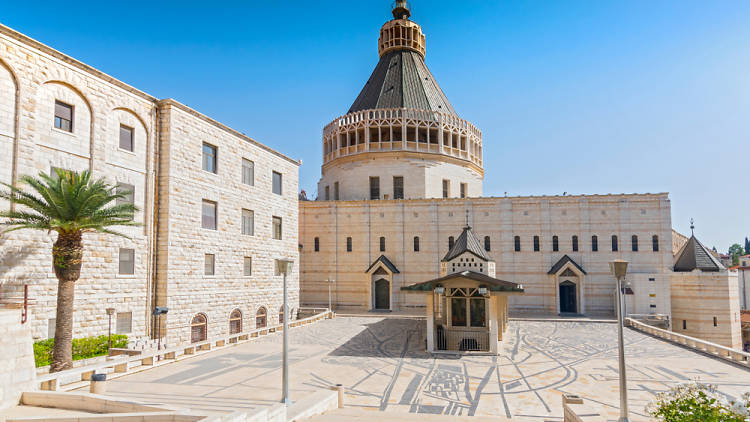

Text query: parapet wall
(0, 309), (36, 409)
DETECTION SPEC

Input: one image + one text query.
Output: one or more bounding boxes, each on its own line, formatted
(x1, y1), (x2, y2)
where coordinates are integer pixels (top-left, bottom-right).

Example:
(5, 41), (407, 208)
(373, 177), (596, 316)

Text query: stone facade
(0, 309), (35, 409)
(0, 23), (299, 345)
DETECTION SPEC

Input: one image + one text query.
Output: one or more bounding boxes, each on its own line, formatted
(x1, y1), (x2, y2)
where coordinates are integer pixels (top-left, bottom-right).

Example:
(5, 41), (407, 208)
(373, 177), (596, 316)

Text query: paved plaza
(96, 317), (750, 421)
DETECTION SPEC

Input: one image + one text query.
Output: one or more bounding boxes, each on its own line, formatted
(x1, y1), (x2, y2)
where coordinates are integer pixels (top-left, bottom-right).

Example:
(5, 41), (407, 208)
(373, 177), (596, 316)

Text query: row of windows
(54, 100), (136, 152)
(201, 143), (283, 195)
(323, 177), (468, 201)
(311, 234), (660, 253)
(189, 306), (293, 343)
(200, 200), (282, 239)
(119, 248), (286, 278)
(442, 179), (468, 199)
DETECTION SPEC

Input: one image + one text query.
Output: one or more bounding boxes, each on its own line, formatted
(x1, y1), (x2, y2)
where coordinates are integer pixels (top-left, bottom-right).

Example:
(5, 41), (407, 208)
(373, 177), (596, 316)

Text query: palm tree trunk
(50, 231), (83, 373)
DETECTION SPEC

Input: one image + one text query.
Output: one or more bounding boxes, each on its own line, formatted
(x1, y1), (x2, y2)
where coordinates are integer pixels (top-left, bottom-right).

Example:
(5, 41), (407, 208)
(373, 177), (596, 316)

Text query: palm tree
(0, 169), (139, 372)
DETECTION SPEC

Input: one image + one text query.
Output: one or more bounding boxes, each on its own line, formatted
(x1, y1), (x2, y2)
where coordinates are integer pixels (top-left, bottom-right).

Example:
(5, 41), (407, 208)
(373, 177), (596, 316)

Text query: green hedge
(33, 334), (128, 368)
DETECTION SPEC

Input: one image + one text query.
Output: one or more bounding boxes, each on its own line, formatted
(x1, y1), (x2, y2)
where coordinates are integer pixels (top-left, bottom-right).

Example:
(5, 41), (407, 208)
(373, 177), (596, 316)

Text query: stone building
(0, 23), (300, 345)
(299, 2), (742, 349)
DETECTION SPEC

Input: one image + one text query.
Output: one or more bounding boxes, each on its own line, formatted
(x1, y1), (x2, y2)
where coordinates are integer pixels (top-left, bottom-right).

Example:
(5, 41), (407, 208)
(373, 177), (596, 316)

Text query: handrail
(625, 317), (749, 366)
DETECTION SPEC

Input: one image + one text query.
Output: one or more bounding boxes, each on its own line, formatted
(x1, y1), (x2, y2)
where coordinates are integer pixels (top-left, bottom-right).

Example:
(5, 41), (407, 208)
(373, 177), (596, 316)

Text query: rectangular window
(370, 177), (380, 200)
(460, 183), (467, 199)
(118, 248), (135, 275)
(334, 182), (340, 200)
(204, 254), (215, 276)
(116, 312), (132, 334)
(119, 125), (134, 151)
(470, 298), (486, 327)
(201, 200), (217, 230)
(325, 186), (330, 200)
(442, 179), (450, 198)
(592, 236), (598, 252)
(514, 236), (521, 252)
(713, 316), (717, 327)
(393, 176), (403, 200)
(451, 298), (467, 327)
(572, 236), (579, 252)
(682, 319), (686, 330)
(272, 171), (283, 195)
(116, 183), (135, 208)
(48, 318), (56, 339)
(242, 209), (254, 236)
(379, 236), (386, 252)
(202, 143), (217, 173)
(273, 216), (282, 240)
(54, 100), (73, 132)
(553, 236), (559, 252)
(533, 236), (540, 252)
(244, 256), (252, 276)
(652, 235), (659, 252)
(242, 158), (254, 185)
(346, 236), (352, 252)
(314, 237), (320, 252)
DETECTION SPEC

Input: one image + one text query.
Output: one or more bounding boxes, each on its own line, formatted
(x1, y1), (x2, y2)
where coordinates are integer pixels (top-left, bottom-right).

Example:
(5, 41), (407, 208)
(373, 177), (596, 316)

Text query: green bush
(647, 382), (750, 421)
(33, 334), (128, 368)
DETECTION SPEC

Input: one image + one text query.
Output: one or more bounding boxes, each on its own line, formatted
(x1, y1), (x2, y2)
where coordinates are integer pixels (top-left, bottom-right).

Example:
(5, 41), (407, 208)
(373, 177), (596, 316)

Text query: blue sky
(2, 1), (748, 251)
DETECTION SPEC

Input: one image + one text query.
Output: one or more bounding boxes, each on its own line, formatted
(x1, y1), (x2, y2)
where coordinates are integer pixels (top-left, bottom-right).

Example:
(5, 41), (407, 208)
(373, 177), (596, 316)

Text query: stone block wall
(0, 309), (35, 409)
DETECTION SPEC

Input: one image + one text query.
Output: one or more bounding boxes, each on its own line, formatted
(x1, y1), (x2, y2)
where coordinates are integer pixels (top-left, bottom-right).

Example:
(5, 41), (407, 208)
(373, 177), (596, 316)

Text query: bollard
(335, 384), (345, 408)
(90, 373), (107, 394)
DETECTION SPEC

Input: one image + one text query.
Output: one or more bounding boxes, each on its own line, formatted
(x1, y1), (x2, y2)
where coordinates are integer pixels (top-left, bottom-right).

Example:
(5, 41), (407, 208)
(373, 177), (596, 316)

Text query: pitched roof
(548, 255), (587, 275)
(347, 49), (457, 116)
(401, 271), (524, 293)
(365, 255), (400, 274)
(442, 226), (492, 262)
(673, 235), (725, 272)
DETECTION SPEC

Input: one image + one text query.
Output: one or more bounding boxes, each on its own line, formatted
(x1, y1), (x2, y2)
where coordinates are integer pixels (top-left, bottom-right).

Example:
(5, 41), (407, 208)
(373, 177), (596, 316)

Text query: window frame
(334, 181), (340, 200)
(442, 179), (450, 198)
(460, 183), (467, 199)
(514, 236), (521, 252)
(552, 235), (559, 252)
(652, 235), (659, 252)
(484, 236), (491, 252)
(533, 235), (540, 252)
(379, 236), (386, 252)
(119, 124), (134, 152)
(314, 237), (320, 252)
(116, 311), (132, 334)
(241, 158), (254, 186)
(592, 235), (598, 252)
(612, 235), (619, 252)
(241, 208), (254, 236)
(346, 236), (353, 252)
(393, 176), (403, 200)
(118, 248), (135, 275)
(272, 171), (283, 195)
(413, 236), (420, 252)
(201, 200), (218, 230)
(202, 142), (218, 174)
(243, 256), (252, 276)
(204, 253), (215, 276)
(54, 100), (73, 132)
(272, 216), (282, 240)
(369, 176), (380, 200)
(572, 235), (579, 252)
(632, 235), (639, 252)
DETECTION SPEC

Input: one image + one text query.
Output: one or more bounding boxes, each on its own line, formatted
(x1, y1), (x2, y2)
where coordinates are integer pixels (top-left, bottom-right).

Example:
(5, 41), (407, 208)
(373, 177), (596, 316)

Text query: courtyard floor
(96, 317), (750, 421)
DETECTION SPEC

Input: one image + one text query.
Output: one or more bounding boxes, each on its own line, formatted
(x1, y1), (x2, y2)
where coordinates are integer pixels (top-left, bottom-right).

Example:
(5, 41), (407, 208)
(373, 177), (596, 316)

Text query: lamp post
(277, 259), (294, 405)
(105, 308), (116, 352)
(609, 259), (630, 422)
(152, 307), (169, 358)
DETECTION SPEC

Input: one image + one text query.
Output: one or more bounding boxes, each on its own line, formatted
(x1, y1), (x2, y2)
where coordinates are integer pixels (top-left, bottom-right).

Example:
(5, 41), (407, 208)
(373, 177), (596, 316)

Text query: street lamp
(106, 307), (116, 352)
(152, 307), (169, 357)
(277, 259), (294, 405)
(609, 259), (630, 422)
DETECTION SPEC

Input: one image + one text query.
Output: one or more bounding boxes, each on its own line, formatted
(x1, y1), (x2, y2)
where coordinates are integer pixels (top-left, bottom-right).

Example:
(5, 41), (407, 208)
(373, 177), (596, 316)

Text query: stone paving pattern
(99, 317), (750, 421)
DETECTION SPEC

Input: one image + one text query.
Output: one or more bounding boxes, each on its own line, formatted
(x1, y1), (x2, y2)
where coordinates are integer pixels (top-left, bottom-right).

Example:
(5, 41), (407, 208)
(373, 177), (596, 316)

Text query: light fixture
(434, 286), (444, 295)
(478, 287), (488, 295)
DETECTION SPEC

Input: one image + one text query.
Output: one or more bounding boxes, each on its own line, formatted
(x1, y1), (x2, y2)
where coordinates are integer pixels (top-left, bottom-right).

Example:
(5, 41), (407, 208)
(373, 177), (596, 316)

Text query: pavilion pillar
(488, 295), (499, 354)
(426, 294), (435, 353)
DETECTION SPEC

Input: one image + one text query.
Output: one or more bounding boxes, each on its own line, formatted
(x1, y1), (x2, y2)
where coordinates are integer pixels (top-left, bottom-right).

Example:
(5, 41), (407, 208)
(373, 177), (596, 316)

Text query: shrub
(647, 382), (750, 422)
(33, 334), (128, 368)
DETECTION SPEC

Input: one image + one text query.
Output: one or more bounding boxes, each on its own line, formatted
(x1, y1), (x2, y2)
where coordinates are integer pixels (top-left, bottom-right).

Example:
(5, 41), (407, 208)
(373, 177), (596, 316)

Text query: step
(306, 407), (509, 421)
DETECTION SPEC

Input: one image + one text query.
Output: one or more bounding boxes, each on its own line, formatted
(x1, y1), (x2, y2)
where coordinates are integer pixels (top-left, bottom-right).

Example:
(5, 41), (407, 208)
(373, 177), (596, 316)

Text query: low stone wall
(561, 394), (605, 422)
(0, 309), (36, 409)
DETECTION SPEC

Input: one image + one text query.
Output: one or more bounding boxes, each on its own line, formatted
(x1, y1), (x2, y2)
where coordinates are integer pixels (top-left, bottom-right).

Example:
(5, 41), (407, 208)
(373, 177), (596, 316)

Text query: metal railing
(437, 327), (490, 352)
(0, 283), (32, 323)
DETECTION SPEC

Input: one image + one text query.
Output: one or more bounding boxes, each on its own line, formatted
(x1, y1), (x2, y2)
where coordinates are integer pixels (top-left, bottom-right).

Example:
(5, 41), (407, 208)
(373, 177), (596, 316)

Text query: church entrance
(374, 278), (390, 310)
(559, 281), (577, 314)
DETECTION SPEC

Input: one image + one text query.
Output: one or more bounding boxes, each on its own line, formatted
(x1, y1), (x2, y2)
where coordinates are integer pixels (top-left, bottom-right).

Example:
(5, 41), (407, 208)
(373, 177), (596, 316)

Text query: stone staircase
(306, 407), (510, 421)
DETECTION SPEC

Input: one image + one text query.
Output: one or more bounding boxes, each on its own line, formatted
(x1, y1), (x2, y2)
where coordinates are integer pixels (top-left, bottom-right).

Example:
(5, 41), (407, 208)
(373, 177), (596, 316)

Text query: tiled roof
(365, 255), (400, 274)
(348, 49), (457, 115)
(548, 255), (587, 275)
(673, 235), (725, 272)
(401, 271), (524, 293)
(442, 226), (492, 262)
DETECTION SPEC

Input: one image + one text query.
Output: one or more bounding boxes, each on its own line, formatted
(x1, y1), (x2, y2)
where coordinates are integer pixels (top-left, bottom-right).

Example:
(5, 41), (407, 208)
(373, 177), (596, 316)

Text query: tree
(745, 237), (750, 256)
(728, 244), (745, 267)
(0, 169), (138, 372)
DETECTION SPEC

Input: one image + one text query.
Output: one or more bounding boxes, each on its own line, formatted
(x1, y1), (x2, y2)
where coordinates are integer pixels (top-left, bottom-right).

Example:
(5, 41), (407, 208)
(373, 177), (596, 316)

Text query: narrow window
(346, 237), (352, 252)
(54, 100), (73, 132)
(242, 158), (254, 185)
(116, 312), (132, 334)
(244, 256), (252, 276)
(470, 298), (486, 327)
(119, 124), (134, 151)
(314, 237), (320, 252)
(272, 171), (283, 195)
(713, 316), (717, 327)
(116, 183), (135, 221)
(514, 236), (521, 252)
(460, 183), (467, 198)
(379, 236), (386, 252)
(442, 179), (450, 198)
(612, 235), (618, 252)
(370, 177), (380, 200)
(448, 236), (455, 250)
(242, 209), (254, 236)
(229, 309), (242, 334)
(334, 181), (340, 200)
(204, 254), (215, 276)
(592, 235), (598, 252)
(256, 307), (267, 328)
(393, 176), (404, 200)
(682, 319), (686, 330)
(413, 236), (420, 252)
(325, 185), (330, 200)
(652, 235), (659, 252)
(272, 216), (282, 240)
(118, 248), (135, 275)
(451, 297), (467, 327)
(632, 235), (639, 252)
(201, 200), (217, 230)
(202, 143), (217, 173)
(533, 236), (540, 252)
(553, 235), (559, 252)
(484, 236), (491, 252)
(572, 235), (579, 252)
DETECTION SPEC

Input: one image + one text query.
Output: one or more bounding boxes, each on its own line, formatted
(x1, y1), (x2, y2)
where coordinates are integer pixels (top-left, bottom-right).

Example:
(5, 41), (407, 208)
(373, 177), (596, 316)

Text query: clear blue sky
(3, 1), (748, 251)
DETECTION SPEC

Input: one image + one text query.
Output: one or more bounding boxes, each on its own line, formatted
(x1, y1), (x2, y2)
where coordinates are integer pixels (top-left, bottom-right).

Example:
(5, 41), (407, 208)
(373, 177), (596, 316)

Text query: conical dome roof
(674, 235), (725, 272)
(442, 226), (492, 262)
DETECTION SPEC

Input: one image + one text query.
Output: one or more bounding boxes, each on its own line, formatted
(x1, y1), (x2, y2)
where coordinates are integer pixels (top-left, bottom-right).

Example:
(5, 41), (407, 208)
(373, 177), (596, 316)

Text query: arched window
(533, 236), (540, 252)
(612, 235), (618, 252)
(346, 236), (352, 252)
(413, 236), (420, 252)
(190, 313), (207, 343)
(229, 309), (242, 334)
(314, 237), (320, 252)
(514, 236), (521, 252)
(553, 235), (559, 252)
(591, 235), (598, 252)
(279, 305), (285, 324)
(379, 236), (386, 252)
(572, 235), (579, 252)
(484, 236), (491, 252)
(256, 307), (267, 328)
(632, 235), (639, 252)
(448, 236), (455, 250)
(652, 235), (659, 252)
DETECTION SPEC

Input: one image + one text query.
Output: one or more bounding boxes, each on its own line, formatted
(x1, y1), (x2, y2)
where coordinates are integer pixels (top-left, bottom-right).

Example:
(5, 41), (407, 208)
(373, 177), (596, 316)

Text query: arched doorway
(229, 309), (242, 334)
(559, 281), (577, 313)
(374, 278), (390, 310)
(256, 307), (267, 328)
(190, 313), (207, 343)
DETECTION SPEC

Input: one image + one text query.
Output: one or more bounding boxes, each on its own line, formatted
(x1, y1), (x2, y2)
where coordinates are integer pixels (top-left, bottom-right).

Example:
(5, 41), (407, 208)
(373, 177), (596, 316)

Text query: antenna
(690, 218), (695, 236)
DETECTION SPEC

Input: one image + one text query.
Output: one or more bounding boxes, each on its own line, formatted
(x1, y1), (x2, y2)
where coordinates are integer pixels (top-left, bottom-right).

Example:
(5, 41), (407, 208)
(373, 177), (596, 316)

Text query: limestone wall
(300, 193), (674, 316)
(0, 309), (35, 409)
